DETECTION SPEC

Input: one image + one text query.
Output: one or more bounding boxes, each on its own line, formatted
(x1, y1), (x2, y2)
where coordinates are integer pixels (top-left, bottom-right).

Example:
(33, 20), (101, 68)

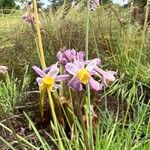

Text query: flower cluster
(33, 49), (116, 92)
(57, 49), (85, 65)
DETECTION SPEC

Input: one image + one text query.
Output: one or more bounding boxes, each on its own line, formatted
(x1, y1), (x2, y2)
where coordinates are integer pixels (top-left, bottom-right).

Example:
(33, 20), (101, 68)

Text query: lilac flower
(94, 66), (116, 86)
(57, 49), (76, 64)
(22, 12), (34, 24)
(0, 66), (8, 74)
(75, 51), (85, 62)
(22, 15), (31, 23)
(90, 0), (100, 11)
(42, 63), (59, 74)
(65, 60), (102, 91)
(85, 58), (101, 66)
(32, 64), (69, 92)
(57, 49), (85, 65)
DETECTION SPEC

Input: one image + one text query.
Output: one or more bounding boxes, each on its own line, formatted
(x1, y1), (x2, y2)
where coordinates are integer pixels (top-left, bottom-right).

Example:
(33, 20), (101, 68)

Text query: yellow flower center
(42, 76), (54, 90)
(77, 69), (90, 84)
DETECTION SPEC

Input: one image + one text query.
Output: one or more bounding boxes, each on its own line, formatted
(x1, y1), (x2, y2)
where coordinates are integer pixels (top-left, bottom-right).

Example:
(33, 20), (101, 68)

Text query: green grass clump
(0, 66), (30, 113)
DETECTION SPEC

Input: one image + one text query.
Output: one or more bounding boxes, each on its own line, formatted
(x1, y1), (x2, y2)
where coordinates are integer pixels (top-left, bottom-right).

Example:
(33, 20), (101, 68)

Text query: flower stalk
(32, 1), (64, 148)
(47, 91), (64, 150)
(33, 0), (46, 69)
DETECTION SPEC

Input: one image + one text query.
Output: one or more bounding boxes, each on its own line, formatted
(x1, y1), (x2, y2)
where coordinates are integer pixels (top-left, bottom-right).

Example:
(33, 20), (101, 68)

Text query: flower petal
(85, 58), (101, 66)
(32, 66), (46, 77)
(57, 51), (63, 61)
(64, 49), (76, 61)
(43, 67), (50, 73)
(54, 84), (62, 89)
(73, 60), (84, 70)
(76, 51), (85, 62)
(90, 70), (97, 75)
(47, 66), (59, 77)
(70, 49), (76, 59)
(93, 58), (101, 65)
(94, 66), (116, 86)
(36, 77), (42, 86)
(86, 60), (97, 72)
(95, 67), (116, 81)
(106, 71), (117, 81)
(51, 84), (62, 92)
(57, 51), (69, 64)
(64, 50), (71, 60)
(89, 77), (102, 91)
(43, 64), (58, 73)
(68, 77), (83, 91)
(65, 63), (79, 75)
(55, 74), (70, 81)
(102, 78), (107, 86)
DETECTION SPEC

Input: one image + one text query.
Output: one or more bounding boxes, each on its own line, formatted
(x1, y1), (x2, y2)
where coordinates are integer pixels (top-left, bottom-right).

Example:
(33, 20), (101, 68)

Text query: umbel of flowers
(56, 49), (116, 91)
(33, 49), (116, 93)
(33, 49), (116, 123)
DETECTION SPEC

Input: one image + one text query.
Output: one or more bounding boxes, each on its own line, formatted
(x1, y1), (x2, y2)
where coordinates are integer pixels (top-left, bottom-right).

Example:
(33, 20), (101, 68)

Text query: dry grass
(0, 10), (25, 49)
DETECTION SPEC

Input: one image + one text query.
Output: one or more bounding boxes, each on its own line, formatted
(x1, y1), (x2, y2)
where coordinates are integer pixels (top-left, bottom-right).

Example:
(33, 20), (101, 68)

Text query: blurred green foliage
(0, 0), (16, 9)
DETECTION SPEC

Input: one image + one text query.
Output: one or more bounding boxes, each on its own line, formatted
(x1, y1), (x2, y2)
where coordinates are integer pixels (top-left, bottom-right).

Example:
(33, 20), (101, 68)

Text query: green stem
(85, 1), (90, 60)
(47, 91), (64, 150)
(85, 0), (94, 149)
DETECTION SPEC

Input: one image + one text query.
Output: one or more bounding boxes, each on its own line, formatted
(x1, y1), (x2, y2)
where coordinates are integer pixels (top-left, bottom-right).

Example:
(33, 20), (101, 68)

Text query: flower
(94, 66), (116, 86)
(90, 0), (100, 11)
(32, 64), (69, 92)
(22, 12), (35, 24)
(0, 66), (8, 74)
(57, 49), (85, 65)
(57, 49), (76, 65)
(75, 51), (85, 62)
(65, 60), (102, 91)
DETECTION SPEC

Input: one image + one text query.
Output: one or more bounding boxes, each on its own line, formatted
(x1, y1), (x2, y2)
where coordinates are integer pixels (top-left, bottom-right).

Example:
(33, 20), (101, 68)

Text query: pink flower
(32, 64), (69, 92)
(94, 66), (116, 86)
(22, 12), (35, 24)
(57, 49), (85, 65)
(65, 60), (102, 91)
